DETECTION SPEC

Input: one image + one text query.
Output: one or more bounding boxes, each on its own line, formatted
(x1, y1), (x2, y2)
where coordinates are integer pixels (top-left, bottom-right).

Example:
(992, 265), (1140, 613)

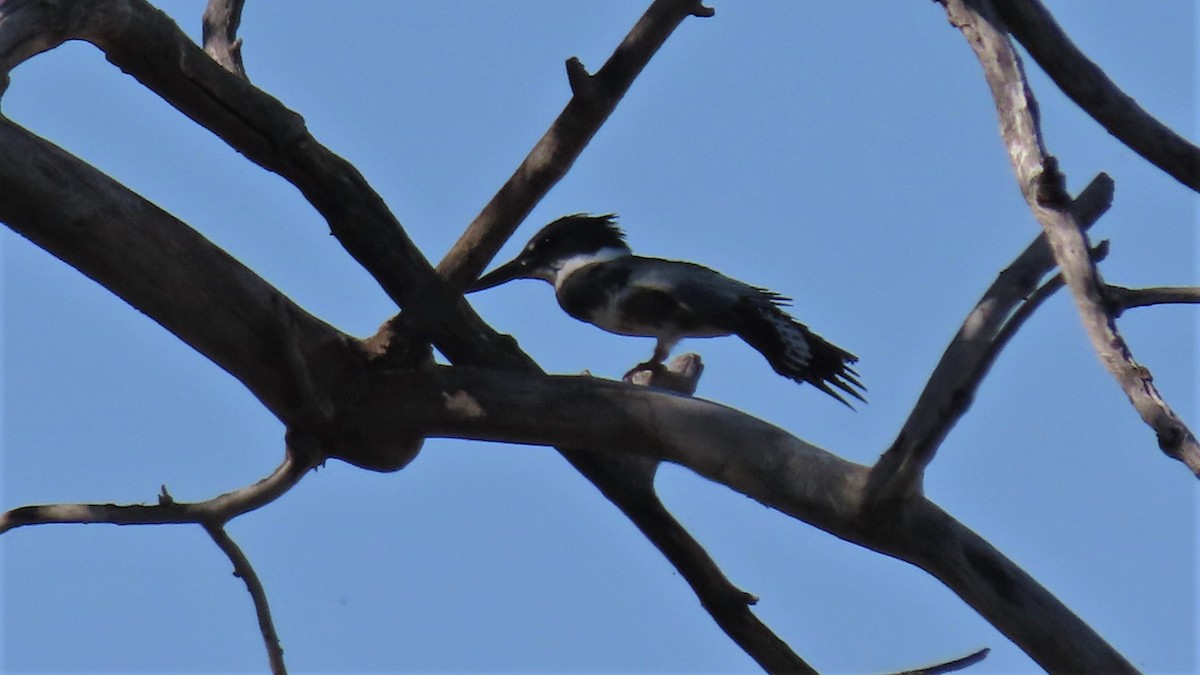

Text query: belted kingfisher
(467, 214), (864, 406)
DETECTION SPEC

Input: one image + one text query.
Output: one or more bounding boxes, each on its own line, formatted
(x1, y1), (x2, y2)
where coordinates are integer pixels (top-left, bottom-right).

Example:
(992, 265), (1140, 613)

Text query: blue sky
(2, 1), (1196, 672)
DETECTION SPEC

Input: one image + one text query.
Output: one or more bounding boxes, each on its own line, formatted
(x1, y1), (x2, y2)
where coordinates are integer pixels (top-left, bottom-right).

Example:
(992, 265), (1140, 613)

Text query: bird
(466, 213), (865, 406)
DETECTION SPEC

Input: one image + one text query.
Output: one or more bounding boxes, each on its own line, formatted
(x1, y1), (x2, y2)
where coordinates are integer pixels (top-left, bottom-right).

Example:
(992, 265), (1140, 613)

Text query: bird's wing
(633, 259), (866, 406)
(624, 255), (772, 321)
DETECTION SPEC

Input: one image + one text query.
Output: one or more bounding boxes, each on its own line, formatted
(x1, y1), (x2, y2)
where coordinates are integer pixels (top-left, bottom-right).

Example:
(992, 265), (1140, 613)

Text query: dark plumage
(468, 214), (865, 406)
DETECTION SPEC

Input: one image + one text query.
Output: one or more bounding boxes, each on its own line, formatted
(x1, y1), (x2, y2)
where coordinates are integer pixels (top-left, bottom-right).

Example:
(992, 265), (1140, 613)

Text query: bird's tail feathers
(735, 303), (866, 408)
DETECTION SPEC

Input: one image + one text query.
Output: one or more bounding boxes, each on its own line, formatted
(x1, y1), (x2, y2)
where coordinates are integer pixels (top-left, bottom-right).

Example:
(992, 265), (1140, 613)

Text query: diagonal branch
(867, 175), (1112, 504)
(434, 0), (716, 291)
(0, 115), (343, 424)
(941, 0), (1200, 476)
(0, 2), (811, 668)
(0, 0), (526, 368)
(321, 364), (1134, 672)
(992, 0), (1200, 192)
(205, 523), (287, 674)
(373, 0), (717, 354)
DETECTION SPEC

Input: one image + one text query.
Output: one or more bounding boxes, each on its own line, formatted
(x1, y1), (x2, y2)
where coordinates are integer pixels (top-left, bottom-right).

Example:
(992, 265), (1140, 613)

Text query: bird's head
(467, 213), (630, 292)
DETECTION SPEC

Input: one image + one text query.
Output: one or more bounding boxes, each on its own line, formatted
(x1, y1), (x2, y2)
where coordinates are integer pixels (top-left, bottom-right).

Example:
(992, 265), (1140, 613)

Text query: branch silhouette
(1, 0), (1191, 671)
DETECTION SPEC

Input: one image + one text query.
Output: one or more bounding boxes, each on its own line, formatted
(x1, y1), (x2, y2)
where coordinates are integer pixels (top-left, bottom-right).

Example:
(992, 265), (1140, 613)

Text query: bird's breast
(558, 265), (732, 340)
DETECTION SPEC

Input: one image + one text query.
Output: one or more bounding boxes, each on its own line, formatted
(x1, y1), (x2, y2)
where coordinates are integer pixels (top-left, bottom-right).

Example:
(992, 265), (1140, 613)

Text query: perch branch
(574, 354), (815, 673)
(941, 0), (1200, 475)
(992, 0), (1200, 192)
(321, 364), (1134, 672)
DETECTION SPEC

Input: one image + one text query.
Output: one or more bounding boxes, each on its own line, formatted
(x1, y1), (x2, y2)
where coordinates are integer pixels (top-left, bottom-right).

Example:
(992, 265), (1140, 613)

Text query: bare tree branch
(0, 0), (527, 368)
(0, 115), (342, 425)
(991, 0), (1200, 192)
(0, 1), (1162, 669)
(895, 647), (990, 675)
(201, 0), (247, 78)
(867, 175), (1112, 504)
(940, 0), (1200, 476)
(0, 452), (314, 534)
(318, 365), (1133, 672)
(204, 523), (287, 674)
(433, 0), (716, 291)
(570, 356), (816, 674)
(0, 451), (308, 672)
(374, 0), (719, 355)
(0, 2), (815, 667)
(1105, 285), (1200, 314)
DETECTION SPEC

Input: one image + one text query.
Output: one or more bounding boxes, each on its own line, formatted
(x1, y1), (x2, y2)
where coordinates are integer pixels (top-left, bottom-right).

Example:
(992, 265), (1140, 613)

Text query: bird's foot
(623, 354), (705, 395)
(623, 360), (667, 382)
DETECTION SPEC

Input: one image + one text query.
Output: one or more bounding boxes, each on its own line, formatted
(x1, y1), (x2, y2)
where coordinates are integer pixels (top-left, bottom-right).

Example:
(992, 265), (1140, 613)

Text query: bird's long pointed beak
(466, 256), (530, 293)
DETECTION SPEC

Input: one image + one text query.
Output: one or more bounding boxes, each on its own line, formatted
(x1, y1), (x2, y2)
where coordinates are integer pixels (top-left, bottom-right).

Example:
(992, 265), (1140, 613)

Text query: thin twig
(941, 0), (1200, 476)
(0, 452), (312, 533)
(205, 523), (287, 674)
(893, 647), (990, 675)
(1105, 285), (1200, 315)
(0, 451), (312, 671)
(993, 0), (1199, 192)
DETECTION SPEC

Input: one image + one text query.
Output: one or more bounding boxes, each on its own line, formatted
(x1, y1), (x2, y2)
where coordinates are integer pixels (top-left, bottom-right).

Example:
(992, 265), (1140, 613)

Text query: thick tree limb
(0, 0), (1143, 669)
(867, 175), (1112, 504)
(992, 0), (1200, 192)
(0, 2), (814, 668)
(0, 116), (347, 424)
(0, 110), (1120, 666)
(941, 0), (1200, 475)
(0, 0), (526, 368)
(320, 365), (1132, 672)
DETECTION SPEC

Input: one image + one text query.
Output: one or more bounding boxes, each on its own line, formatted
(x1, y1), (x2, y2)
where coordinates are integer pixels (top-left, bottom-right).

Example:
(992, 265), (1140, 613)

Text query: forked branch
(0, 451), (313, 673)
(940, 0), (1200, 475)
(867, 175), (1113, 505)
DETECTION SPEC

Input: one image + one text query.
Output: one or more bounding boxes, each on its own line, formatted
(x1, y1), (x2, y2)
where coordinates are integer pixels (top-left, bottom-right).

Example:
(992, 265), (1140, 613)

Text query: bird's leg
(623, 340), (671, 380)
